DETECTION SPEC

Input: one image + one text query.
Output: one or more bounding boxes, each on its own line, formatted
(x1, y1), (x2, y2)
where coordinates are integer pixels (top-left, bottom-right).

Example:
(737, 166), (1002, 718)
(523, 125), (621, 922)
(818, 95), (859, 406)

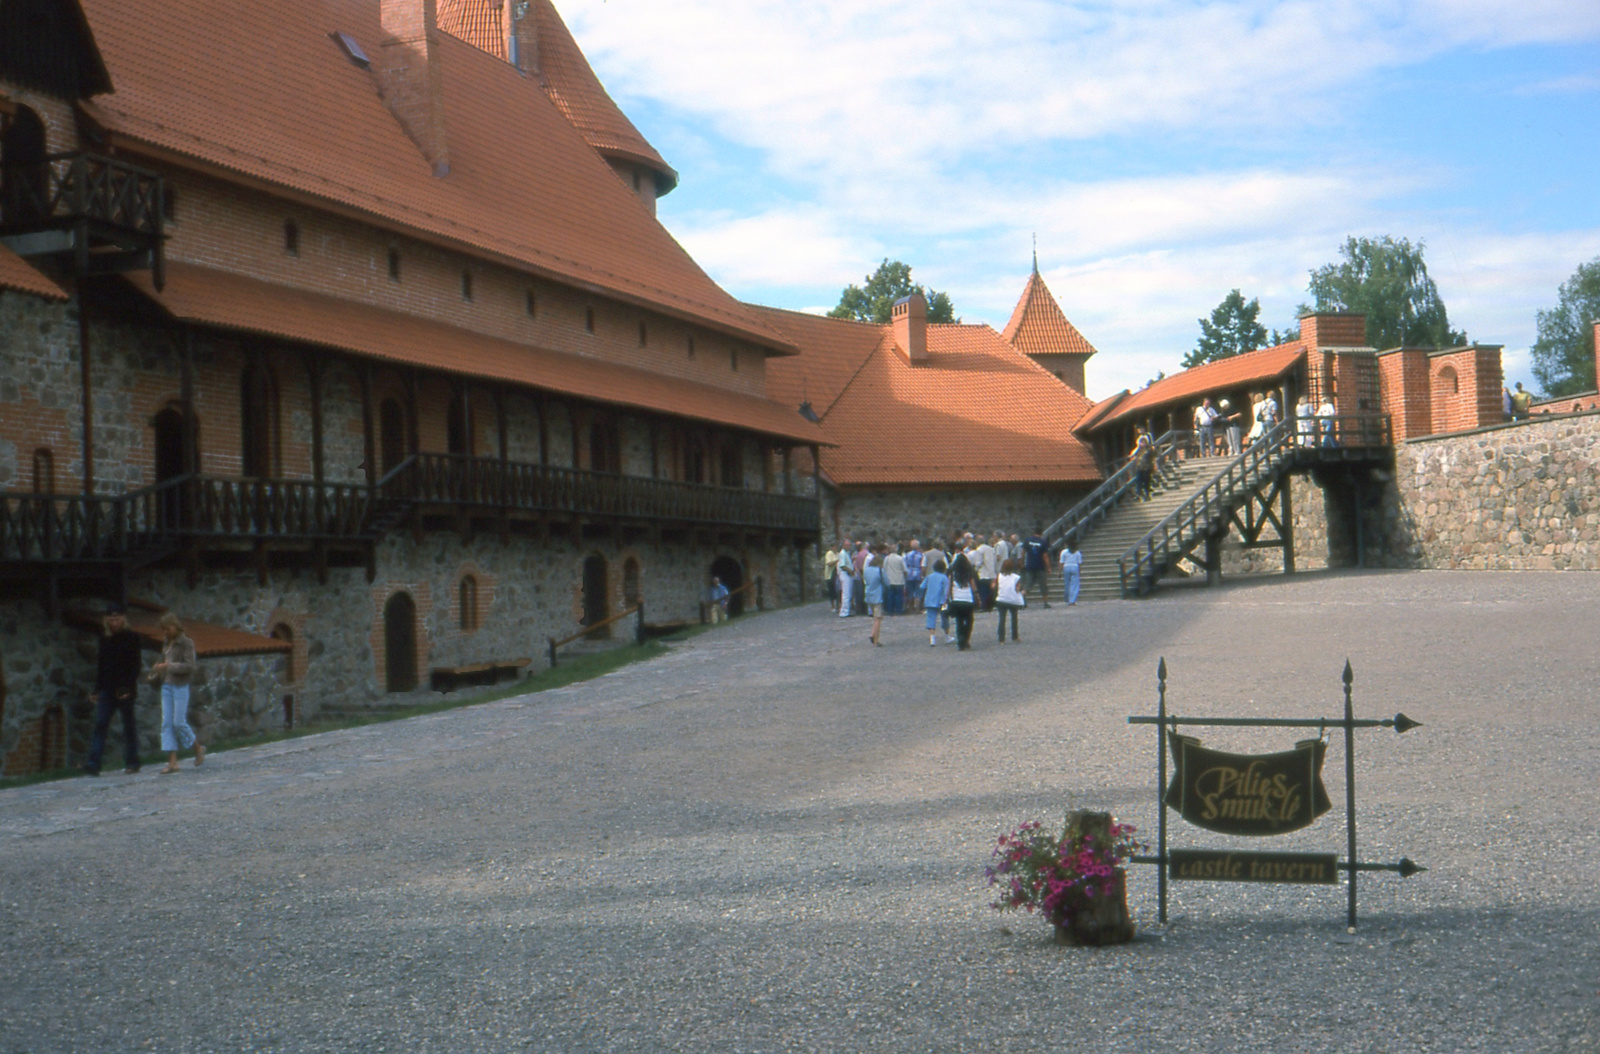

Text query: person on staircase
(1059, 538), (1083, 606)
(1130, 430), (1156, 501)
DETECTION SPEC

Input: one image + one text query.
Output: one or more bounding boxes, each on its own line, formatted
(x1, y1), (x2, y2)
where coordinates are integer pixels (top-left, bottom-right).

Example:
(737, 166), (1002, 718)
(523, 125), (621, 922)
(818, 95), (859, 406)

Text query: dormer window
(283, 219), (299, 256)
(331, 31), (371, 69)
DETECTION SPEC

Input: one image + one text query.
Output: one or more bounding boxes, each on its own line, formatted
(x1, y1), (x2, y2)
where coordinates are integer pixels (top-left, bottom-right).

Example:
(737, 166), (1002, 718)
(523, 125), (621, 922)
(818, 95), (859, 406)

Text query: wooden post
(1205, 531), (1221, 587)
(1281, 474), (1295, 575)
(306, 355), (326, 484)
(359, 364), (376, 488)
(536, 393), (549, 466)
(78, 286), (94, 495)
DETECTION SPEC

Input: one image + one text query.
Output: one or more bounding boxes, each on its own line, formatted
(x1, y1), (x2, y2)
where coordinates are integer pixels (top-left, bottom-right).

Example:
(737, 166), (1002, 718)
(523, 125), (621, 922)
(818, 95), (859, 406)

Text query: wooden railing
(0, 476), (185, 564)
(1117, 413), (1393, 596)
(548, 603), (644, 667)
(1, 151), (163, 239)
(1044, 428), (1190, 551)
(405, 453), (818, 532)
(188, 476), (373, 539)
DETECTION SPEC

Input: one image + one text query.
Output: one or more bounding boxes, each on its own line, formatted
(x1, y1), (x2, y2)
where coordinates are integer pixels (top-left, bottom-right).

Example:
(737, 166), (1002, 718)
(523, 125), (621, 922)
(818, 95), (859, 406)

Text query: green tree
(1530, 257), (1600, 397)
(1184, 289), (1269, 367)
(1307, 236), (1467, 350)
(830, 259), (956, 324)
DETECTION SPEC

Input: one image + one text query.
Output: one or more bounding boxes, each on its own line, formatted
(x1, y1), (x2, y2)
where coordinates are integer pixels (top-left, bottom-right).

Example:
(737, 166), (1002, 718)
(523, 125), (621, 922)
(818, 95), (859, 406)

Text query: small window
(525, 289), (537, 318)
(639, 322), (648, 347)
(161, 186), (177, 223)
(459, 575), (480, 632)
(283, 219), (299, 256)
(461, 270), (473, 301)
(331, 31), (371, 69)
(687, 335), (695, 359)
(31, 448), (53, 494)
(585, 307), (595, 334)
(388, 249), (401, 282)
(730, 348), (738, 371)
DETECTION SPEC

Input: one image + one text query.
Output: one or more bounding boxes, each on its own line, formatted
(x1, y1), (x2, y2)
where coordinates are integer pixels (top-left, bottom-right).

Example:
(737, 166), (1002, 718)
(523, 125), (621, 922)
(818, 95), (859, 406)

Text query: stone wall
(1376, 412), (1600, 570)
(828, 485), (1089, 550)
(0, 529), (806, 775)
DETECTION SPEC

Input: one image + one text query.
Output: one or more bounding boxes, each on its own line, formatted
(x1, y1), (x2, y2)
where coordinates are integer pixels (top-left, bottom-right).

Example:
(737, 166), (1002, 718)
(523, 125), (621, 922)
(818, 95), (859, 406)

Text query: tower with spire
(1002, 252), (1099, 395)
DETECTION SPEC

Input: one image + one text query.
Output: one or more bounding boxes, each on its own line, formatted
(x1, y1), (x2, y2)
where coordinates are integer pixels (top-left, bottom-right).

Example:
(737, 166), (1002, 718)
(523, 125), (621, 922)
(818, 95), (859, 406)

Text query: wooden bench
(429, 657), (532, 693)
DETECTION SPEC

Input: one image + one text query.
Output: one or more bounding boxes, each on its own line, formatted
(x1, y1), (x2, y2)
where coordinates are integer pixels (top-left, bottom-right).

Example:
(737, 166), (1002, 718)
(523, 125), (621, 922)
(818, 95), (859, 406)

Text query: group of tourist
(81, 606), (203, 778)
(824, 530), (1082, 650)
(1189, 389), (1340, 457)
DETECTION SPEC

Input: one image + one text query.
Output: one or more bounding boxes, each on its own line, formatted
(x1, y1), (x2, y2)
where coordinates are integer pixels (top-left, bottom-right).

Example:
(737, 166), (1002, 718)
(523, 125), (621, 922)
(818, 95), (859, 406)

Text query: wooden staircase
(1072, 461), (1213, 600)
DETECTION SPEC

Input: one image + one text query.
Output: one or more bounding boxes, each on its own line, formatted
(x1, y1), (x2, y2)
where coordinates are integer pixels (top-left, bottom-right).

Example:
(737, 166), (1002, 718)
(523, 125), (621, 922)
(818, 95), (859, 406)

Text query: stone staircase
(1071, 460), (1215, 601)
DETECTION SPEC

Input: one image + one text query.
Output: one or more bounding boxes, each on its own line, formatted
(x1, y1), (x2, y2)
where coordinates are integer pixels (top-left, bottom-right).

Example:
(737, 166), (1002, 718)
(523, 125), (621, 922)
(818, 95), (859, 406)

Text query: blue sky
(562, 0), (1600, 398)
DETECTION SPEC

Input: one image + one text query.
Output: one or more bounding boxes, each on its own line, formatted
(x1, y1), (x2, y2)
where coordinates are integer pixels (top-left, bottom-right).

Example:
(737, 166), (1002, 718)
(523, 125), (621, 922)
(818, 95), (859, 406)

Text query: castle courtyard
(1, 569), (1595, 1053)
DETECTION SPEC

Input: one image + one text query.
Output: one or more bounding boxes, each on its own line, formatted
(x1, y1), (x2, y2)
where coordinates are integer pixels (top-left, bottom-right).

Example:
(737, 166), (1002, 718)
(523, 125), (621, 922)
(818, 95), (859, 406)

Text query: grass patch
(0, 636), (680, 791)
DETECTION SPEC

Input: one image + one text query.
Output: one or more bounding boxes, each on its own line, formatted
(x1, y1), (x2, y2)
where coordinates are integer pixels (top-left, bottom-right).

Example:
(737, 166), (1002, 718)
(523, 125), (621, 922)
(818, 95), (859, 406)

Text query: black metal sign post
(1129, 658), (1425, 931)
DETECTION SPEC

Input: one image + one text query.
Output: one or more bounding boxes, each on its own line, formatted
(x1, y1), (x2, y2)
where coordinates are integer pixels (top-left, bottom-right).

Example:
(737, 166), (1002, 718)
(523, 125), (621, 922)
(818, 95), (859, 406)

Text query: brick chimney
(892, 294), (928, 365)
(377, 0), (450, 177)
(1299, 312), (1368, 350)
(508, 0), (540, 78)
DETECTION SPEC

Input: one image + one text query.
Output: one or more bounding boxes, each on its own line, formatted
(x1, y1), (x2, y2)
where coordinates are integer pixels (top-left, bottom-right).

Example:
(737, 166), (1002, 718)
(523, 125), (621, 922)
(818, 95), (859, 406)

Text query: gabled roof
(437, 0), (675, 190)
(758, 308), (1099, 486)
(1002, 268), (1098, 359)
(754, 306), (887, 420)
(128, 265), (824, 445)
(0, 246), (68, 300)
(1081, 341), (1307, 433)
(78, 0), (766, 348)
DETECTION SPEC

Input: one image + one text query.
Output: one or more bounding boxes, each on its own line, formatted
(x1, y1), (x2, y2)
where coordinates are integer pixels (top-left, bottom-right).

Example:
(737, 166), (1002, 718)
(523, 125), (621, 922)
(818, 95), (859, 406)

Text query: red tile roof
(129, 265), (825, 445)
(78, 0), (766, 348)
(438, 0), (506, 59)
(436, 0), (675, 188)
(1081, 341), (1307, 433)
(1002, 269), (1098, 359)
(758, 308), (1099, 486)
(0, 246), (68, 300)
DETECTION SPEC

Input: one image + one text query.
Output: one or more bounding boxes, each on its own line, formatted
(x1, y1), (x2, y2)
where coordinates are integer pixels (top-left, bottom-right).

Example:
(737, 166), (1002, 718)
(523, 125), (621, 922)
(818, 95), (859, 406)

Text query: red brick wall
(1301, 314), (1368, 350)
(5, 704), (68, 776)
(1379, 349), (1432, 441)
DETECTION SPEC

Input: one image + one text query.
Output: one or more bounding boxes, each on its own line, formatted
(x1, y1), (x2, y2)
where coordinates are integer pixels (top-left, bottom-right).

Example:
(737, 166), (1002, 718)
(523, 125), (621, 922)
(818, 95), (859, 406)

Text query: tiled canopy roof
(1080, 341), (1307, 434)
(0, 246), (68, 300)
(759, 308), (1099, 486)
(436, 0), (675, 189)
(1002, 269), (1098, 359)
(128, 265), (825, 445)
(63, 606), (291, 659)
(78, 0), (767, 348)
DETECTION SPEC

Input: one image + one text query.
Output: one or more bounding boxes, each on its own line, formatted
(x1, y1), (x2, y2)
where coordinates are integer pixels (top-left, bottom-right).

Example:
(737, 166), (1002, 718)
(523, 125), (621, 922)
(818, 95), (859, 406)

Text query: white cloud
(667, 206), (877, 289)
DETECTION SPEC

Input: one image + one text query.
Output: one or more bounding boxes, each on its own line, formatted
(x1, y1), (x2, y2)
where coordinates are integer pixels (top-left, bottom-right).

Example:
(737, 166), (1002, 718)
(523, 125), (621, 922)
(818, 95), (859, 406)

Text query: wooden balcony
(400, 453), (819, 534)
(0, 151), (165, 286)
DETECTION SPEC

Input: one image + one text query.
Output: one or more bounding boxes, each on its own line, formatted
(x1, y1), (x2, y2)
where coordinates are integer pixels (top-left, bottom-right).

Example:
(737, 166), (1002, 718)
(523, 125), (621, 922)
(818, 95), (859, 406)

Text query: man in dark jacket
(83, 605), (144, 776)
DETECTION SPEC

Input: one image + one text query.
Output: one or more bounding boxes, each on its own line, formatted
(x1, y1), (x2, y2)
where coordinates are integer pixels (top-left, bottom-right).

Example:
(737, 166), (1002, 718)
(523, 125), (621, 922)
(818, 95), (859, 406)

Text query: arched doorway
(0, 106), (48, 226)
(581, 554), (610, 638)
(711, 554), (744, 616)
(270, 623), (296, 728)
(383, 592), (417, 692)
(379, 397), (407, 489)
(1431, 366), (1459, 435)
(152, 406), (192, 530)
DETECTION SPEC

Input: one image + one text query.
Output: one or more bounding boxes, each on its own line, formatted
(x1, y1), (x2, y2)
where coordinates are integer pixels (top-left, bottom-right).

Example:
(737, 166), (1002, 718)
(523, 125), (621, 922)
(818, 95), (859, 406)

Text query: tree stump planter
(1051, 810), (1135, 946)
(1052, 869), (1133, 946)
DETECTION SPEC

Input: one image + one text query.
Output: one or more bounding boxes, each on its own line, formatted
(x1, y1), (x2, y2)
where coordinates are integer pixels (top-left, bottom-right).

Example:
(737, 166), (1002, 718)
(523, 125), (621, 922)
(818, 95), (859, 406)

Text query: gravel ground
(1, 569), (1596, 1053)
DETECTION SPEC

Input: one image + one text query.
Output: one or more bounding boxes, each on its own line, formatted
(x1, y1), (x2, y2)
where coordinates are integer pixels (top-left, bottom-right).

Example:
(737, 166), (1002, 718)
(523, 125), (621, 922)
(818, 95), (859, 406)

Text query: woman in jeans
(946, 552), (978, 650)
(152, 612), (203, 774)
(995, 558), (1025, 643)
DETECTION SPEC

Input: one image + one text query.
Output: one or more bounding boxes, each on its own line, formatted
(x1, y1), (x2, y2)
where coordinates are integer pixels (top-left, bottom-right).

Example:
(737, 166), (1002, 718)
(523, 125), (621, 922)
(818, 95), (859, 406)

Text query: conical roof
(1002, 268), (1098, 359)
(438, 0), (677, 192)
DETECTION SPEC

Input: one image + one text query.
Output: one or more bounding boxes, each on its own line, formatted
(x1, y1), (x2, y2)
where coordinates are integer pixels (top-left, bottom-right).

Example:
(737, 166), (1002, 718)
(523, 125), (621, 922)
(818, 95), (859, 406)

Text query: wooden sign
(1168, 849), (1339, 885)
(1163, 734), (1331, 836)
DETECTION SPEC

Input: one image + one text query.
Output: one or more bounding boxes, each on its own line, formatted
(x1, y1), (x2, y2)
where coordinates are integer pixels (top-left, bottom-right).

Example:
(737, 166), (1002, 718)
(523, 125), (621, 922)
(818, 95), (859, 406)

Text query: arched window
(687, 335), (695, 359)
(638, 321), (648, 347)
(0, 107), (48, 225)
(448, 394), (474, 456)
(241, 360), (279, 477)
(383, 592), (418, 692)
(283, 218), (299, 255)
(461, 270), (473, 301)
(30, 448), (53, 494)
(584, 307), (596, 334)
(388, 249), (401, 281)
(459, 575), (479, 632)
(525, 289), (537, 317)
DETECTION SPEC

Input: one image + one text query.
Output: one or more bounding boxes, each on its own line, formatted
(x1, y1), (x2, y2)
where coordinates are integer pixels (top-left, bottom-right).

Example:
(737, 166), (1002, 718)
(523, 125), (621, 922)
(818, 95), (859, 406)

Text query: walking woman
(151, 612), (202, 774)
(1059, 538), (1083, 606)
(946, 551), (978, 650)
(836, 550), (856, 618)
(995, 558), (1025, 643)
(862, 546), (886, 646)
(921, 558), (951, 646)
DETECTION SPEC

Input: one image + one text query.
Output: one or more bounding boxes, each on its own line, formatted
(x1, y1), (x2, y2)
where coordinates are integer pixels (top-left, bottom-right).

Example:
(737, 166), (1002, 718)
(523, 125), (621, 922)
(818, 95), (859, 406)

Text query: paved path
(2, 570), (1596, 1052)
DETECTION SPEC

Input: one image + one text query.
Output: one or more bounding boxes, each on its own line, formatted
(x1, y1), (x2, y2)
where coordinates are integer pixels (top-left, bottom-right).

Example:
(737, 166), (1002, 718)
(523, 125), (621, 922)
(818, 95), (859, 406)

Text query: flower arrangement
(984, 811), (1145, 941)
